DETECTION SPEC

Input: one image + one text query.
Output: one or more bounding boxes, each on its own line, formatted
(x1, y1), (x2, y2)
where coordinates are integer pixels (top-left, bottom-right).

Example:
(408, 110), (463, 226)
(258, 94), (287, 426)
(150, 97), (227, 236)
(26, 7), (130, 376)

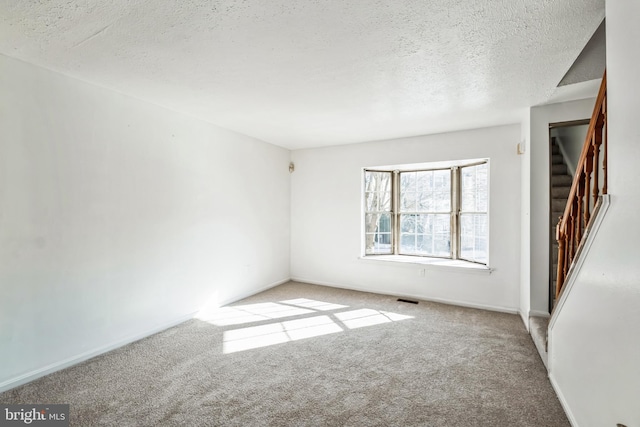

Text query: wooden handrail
(555, 71), (607, 299)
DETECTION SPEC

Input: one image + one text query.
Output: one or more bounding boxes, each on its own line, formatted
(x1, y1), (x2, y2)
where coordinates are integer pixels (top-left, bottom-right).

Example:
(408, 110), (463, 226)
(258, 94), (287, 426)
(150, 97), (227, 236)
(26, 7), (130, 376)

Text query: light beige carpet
(1, 281), (569, 426)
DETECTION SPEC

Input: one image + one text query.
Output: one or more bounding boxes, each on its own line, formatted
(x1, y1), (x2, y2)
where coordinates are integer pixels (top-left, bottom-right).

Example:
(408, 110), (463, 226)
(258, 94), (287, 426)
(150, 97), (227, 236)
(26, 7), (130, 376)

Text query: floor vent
(397, 298), (418, 304)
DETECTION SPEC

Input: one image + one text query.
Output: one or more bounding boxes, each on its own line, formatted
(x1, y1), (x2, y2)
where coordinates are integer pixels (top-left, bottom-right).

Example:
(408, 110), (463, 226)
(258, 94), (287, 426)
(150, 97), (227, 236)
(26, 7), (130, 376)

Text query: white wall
(548, 2), (640, 426)
(529, 98), (595, 316)
(552, 124), (589, 176)
(291, 124), (521, 312)
(520, 109), (531, 327)
(0, 55), (290, 390)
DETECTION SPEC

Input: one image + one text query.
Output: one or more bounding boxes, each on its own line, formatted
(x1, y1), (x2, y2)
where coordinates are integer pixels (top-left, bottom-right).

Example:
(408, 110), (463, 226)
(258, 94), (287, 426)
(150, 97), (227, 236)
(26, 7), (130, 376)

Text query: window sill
(358, 255), (492, 274)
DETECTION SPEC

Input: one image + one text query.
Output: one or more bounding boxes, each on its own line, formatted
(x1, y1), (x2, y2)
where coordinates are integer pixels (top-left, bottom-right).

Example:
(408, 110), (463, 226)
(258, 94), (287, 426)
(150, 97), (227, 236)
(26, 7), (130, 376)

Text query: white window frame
(363, 160), (489, 265)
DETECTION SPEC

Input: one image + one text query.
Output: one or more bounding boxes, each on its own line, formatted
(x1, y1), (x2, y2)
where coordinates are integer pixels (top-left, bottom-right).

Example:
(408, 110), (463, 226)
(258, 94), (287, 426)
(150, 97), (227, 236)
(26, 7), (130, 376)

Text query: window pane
(401, 190), (417, 212)
(364, 171), (392, 212)
(364, 171), (392, 255)
(379, 191), (391, 211)
(417, 234), (433, 253)
(432, 214), (451, 257)
(417, 189), (434, 211)
(460, 213), (488, 263)
(435, 190), (450, 212)
(400, 170), (450, 213)
(401, 214), (416, 233)
(401, 172), (416, 192)
(365, 213), (393, 255)
(416, 171), (431, 192)
(461, 163), (488, 212)
(400, 172), (416, 211)
(378, 214), (391, 233)
(400, 234), (416, 254)
(399, 214), (450, 257)
(366, 190), (391, 212)
(434, 170), (450, 192)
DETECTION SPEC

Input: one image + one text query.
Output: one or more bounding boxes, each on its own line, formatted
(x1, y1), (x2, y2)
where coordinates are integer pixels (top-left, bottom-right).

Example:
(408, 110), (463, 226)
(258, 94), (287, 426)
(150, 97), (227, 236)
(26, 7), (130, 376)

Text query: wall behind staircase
(528, 98), (595, 316)
(549, 2), (640, 426)
(552, 124), (588, 176)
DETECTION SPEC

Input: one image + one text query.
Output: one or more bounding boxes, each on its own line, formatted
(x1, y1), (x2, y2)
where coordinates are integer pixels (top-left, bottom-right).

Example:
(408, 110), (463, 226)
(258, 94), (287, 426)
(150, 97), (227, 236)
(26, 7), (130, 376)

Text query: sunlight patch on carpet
(223, 315), (343, 353)
(334, 309), (413, 329)
(197, 302), (314, 326)
(222, 308), (413, 354)
(198, 299), (350, 326)
(279, 298), (349, 311)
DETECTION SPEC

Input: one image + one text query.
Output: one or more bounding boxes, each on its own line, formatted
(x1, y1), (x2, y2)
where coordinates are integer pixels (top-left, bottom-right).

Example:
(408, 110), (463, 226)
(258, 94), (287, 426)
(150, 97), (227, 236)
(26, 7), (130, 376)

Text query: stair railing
(555, 71), (607, 298)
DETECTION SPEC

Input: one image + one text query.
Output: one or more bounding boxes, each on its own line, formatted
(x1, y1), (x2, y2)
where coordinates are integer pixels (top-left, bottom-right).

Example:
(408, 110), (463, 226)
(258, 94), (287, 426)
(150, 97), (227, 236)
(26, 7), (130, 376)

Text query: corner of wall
(519, 110), (532, 325)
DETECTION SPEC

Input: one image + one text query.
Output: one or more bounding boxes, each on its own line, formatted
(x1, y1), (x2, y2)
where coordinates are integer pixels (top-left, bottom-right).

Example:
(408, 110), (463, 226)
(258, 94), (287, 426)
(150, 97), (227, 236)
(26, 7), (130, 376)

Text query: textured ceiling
(0, 0), (605, 149)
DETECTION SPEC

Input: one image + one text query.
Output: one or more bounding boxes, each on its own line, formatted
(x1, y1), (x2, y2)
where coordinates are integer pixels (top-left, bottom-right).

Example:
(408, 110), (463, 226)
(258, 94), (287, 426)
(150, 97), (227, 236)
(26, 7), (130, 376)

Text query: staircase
(531, 72), (607, 371)
(550, 138), (573, 305)
(530, 316), (550, 368)
(530, 139), (573, 369)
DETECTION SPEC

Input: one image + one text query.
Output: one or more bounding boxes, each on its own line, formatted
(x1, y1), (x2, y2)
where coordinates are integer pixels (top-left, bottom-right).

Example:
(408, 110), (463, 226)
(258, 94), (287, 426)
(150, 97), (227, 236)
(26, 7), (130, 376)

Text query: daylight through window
(363, 161), (488, 264)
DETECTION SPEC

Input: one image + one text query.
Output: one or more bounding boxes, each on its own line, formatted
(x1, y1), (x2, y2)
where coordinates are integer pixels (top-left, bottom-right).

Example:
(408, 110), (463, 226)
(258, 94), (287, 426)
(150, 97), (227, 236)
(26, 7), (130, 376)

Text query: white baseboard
(0, 311), (196, 394)
(549, 373), (579, 427)
(0, 277), (293, 394)
(291, 277), (519, 315)
(519, 311), (529, 331)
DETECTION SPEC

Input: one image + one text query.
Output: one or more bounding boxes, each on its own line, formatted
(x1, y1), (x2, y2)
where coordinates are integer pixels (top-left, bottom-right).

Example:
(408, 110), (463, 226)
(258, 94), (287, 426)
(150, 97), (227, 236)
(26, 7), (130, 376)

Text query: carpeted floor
(1, 281), (569, 426)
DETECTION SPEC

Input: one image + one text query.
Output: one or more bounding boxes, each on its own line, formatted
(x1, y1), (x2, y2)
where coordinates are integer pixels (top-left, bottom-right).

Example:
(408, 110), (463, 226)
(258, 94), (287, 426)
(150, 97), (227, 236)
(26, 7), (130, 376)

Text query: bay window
(363, 161), (488, 264)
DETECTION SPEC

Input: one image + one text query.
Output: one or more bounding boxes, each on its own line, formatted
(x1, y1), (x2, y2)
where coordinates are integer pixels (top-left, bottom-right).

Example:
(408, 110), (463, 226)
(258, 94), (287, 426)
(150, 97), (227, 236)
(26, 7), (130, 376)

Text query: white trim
(0, 277), (292, 394)
(291, 277), (518, 315)
(549, 372), (579, 427)
(367, 157), (489, 172)
(549, 195), (610, 331)
(0, 312), (196, 394)
(358, 255), (492, 275)
(519, 311), (529, 331)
